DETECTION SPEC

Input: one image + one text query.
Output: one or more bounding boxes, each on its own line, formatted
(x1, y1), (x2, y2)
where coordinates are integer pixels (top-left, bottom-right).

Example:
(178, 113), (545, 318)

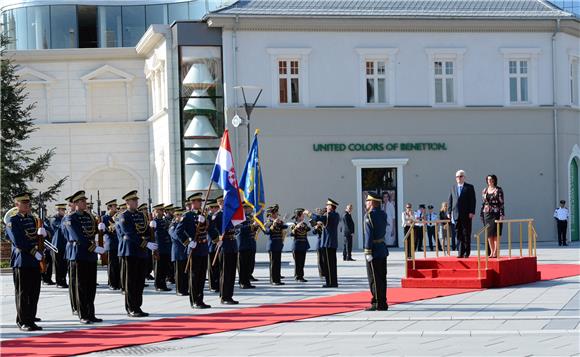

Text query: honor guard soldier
(177, 192), (211, 309)
(100, 199), (120, 290)
(309, 208), (326, 280)
(265, 205), (288, 286)
(237, 203), (258, 289)
(207, 199), (221, 292)
(62, 196), (78, 315)
(64, 191), (104, 324)
(138, 203), (155, 282)
(163, 204), (176, 284)
(309, 199), (340, 288)
(151, 204), (171, 291)
(342, 204), (355, 261)
(291, 208), (311, 282)
(118, 190), (158, 317)
(40, 214), (55, 286)
(115, 203), (127, 292)
(218, 208), (239, 305)
(363, 193), (389, 311)
(5, 192), (44, 331)
(169, 207), (188, 295)
(554, 200), (569, 246)
(51, 203), (69, 288)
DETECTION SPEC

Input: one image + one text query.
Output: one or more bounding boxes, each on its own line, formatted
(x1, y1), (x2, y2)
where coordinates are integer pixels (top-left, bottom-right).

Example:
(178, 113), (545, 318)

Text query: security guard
(151, 203), (171, 291)
(100, 199), (120, 290)
(237, 203), (258, 289)
(207, 198), (222, 292)
(50, 203), (68, 288)
(363, 193), (389, 311)
(264, 205), (287, 285)
(218, 210), (239, 304)
(5, 192), (44, 331)
(169, 207), (188, 295)
(64, 190), (104, 324)
(118, 190), (158, 317)
(554, 200), (569, 246)
(177, 192), (211, 309)
(291, 208), (311, 282)
(310, 199), (340, 288)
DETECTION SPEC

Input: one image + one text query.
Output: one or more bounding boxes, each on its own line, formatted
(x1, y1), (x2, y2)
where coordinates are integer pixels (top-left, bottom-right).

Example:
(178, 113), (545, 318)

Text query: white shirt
(554, 207), (569, 221)
(414, 210), (425, 227)
(426, 212), (438, 227)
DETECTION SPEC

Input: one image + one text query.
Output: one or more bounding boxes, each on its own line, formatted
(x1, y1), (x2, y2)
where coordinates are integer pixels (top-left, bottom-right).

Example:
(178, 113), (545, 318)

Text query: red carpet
(1, 263), (578, 357)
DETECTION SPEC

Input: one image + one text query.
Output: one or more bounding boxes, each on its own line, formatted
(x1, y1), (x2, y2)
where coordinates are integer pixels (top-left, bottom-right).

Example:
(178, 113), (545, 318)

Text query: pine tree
(1, 34), (67, 212)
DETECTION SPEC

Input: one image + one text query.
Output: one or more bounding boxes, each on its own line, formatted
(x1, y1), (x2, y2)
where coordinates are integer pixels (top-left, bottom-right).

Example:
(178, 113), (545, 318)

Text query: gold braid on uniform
(136, 212), (148, 249)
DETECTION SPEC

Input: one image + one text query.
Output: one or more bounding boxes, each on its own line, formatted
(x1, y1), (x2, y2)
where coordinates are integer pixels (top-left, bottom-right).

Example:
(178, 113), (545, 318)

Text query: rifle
(96, 190), (107, 265)
(147, 189), (159, 261)
(35, 192), (47, 273)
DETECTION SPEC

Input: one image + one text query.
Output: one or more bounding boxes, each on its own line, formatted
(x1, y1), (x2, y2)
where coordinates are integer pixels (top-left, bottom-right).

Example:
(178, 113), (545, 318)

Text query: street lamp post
(233, 86), (262, 152)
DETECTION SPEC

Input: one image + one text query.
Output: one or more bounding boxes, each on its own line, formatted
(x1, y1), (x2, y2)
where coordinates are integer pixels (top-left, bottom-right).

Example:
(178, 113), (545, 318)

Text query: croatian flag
(211, 129), (245, 233)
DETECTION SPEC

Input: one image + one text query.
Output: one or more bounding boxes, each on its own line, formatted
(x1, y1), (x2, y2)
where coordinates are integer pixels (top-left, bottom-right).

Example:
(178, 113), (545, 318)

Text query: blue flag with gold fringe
(238, 129), (265, 230)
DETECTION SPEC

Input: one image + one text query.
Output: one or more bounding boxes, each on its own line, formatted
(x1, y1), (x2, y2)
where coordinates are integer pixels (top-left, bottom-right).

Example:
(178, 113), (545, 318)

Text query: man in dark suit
(448, 170), (476, 258)
(342, 204), (355, 261)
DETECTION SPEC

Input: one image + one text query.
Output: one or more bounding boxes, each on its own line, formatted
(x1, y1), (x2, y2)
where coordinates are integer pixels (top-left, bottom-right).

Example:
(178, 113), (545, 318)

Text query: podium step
(408, 268), (491, 279)
(402, 276), (492, 289)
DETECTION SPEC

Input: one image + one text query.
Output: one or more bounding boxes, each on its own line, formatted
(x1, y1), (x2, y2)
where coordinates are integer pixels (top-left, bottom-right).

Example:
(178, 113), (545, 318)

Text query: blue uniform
(236, 219), (256, 252)
(118, 210), (149, 258)
(265, 218), (287, 252)
(6, 213), (40, 268)
(153, 217), (171, 255)
(65, 211), (98, 262)
(208, 211), (221, 253)
(364, 208), (389, 259)
(291, 221), (311, 252)
(312, 211), (340, 249)
(176, 210), (208, 257)
(101, 213), (118, 253)
(50, 215), (66, 254)
(169, 222), (187, 262)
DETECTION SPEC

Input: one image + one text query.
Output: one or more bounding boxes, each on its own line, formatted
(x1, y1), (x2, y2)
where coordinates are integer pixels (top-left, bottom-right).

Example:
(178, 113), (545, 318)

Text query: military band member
(118, 190), (157, 317)
(207, 197), (223, 292)
(169, 208), (188, 296)
(100, 199), (120, 290)
(151, 204), (172, 292)
(218, 213), (239, 304)
(265, 205), (287, 286)
(64, 190), (104, 324)
(310, 199), (340, 288)
(363, 193), (389, 311)
(138, 203), (154, 282)
(237, 203), (258, 289)
(177, 192), (211, 309)
(291, 208), (310, 282)
(51, 203), (68, 288)
(310, 208), (326, 280)
(5, 192), (44, 331)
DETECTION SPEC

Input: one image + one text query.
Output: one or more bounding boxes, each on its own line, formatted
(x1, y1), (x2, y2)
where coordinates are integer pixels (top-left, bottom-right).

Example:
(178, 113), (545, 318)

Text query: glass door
(361, 168), (398, 247)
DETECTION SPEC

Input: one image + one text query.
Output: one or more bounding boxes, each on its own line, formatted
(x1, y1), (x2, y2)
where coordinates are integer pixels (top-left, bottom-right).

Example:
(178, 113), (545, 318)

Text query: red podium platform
(402, 256), (541, 289)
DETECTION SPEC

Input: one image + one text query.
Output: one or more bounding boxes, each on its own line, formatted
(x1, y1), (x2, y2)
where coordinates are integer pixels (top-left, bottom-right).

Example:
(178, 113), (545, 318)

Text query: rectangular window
(50, 5), (77, 48)
(365, 60), (388, 104)
(98, 6), (122, 48)
(508, 60), (529, 103)
(571, 59), (579, 106)
(434, 60), (454, 104)
(278, 60), (299, 104)
(27, 6), (50, 49)
(145, 4), (167, 27)
(122, 6), (145, 47)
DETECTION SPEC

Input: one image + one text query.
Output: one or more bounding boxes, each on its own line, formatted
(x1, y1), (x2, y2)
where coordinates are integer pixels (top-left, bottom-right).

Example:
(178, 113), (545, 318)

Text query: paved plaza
(1, 244), (579, 356)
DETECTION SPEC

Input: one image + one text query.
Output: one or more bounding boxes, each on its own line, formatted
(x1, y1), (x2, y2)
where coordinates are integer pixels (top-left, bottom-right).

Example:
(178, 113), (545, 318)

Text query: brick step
(408, 268), (492, 279)
(401, 277), (492, 289)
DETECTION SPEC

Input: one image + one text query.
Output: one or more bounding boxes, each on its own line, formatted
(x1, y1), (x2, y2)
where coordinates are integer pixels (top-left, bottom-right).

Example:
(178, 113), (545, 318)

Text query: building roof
(210, 0), (574, 18)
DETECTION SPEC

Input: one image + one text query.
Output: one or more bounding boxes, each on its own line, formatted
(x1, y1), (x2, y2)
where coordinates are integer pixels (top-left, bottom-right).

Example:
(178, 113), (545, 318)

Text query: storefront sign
(312, 142), (447, 152)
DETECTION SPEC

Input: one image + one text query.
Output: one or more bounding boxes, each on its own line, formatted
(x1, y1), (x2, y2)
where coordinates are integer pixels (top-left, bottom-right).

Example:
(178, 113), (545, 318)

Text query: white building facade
(2, 0), (579, 250)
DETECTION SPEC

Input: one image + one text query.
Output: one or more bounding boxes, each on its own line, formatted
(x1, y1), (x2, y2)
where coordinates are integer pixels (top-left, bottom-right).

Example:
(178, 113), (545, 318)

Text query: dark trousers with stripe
(13, 267), (40, 326)
(68, 261), (78, 314)
(124, 256), (146, 313)
(238, 250), (252, 286)
(108, 251), (121, 289)
(220, 252), (237, 301)
(53, 251), (68, 286)
(75, 260), (97, 320)
(41, 252), (53, 283)
(154, 254), (170, 290)
(189, 255), (208, 306)
(323, 248), (338, 287)
(208, 252), (220, 291)
(174, 260), (188, 295)
(269, 251), (282, 284)
(317, 248), (327, 277)
(249, 250), (256, 278)
(293, 250), (306, 279)
(366, 256), (387, 308)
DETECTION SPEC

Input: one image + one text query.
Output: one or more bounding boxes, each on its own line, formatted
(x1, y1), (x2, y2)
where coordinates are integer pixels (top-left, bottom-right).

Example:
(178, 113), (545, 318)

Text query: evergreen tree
(1, 34), (67, 212)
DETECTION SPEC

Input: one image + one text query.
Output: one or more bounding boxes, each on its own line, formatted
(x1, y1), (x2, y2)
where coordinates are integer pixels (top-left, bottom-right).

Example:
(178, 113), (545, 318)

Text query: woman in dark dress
(481, 174), (505, 258)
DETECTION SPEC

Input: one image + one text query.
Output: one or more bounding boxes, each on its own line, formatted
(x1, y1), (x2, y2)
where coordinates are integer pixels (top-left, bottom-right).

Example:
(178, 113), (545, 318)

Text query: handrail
(494, 218), (535, 258)
(403, 226), (415, 277)
(473, 224), (489, 278)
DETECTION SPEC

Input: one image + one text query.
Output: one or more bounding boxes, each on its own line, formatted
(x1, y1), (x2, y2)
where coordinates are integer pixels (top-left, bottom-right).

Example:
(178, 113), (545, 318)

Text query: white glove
(98, 222), (106, 231)
(197, 215), (205, 224)
(95, 246), (106, 254)
(146, 242), (158, 251)
(34, 252), (43, 261)
(188, 240), (197, 249)
(104, 234), (109, 241)
(37, 227), (47, 237)
(365, 254), (373, 262)
(149, 220), (157, 228)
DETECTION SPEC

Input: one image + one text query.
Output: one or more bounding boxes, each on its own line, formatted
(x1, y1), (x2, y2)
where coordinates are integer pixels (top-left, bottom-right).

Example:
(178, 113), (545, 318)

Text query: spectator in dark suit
(448, 170), (476, 258)
(342, 204), (355, 261)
